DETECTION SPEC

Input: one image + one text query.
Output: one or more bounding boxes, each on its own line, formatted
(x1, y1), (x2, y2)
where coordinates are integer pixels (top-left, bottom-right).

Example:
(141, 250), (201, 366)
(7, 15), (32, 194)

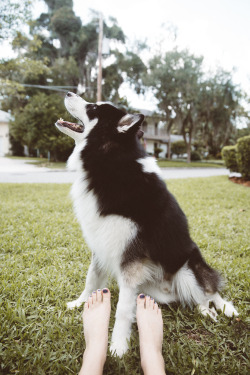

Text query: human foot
(136, 294), (166, 375)
(79, 288), (111, 375)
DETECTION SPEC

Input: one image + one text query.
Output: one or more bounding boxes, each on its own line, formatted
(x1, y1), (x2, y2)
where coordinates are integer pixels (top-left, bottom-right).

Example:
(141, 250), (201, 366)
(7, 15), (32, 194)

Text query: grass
(0, 177), (249, 375)
(7, 156), (66, 169)
(157, 159), (225, 168)
(7, 156), (225, 169)
(27, 160), (67, 169)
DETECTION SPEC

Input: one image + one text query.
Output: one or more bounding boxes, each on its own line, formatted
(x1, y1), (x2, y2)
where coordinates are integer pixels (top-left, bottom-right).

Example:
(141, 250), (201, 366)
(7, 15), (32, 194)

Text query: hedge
(221, 145), (238, 172)
(236, 135), (250, 179)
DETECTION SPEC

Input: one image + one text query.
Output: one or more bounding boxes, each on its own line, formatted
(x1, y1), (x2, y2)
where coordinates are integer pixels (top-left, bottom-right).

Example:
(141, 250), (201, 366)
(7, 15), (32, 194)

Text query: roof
(0, 110), (12, 123)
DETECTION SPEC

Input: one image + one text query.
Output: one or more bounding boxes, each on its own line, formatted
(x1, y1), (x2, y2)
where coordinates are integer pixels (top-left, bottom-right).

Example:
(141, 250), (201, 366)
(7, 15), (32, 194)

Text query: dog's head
(55, 92), (144, 145)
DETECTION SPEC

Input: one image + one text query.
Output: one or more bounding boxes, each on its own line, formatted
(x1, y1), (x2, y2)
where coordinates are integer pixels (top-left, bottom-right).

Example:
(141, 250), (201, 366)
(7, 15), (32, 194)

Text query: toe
(92, 291), (97, 303)
(149, 297), (155, 309)
(153, 301), (159, 311)
(88, 295), (93, 307)
(96, 289), (102, 302)
(145, 295), (151, 309)
(137, 294), (146, 309)
(102, 288), (111, 303)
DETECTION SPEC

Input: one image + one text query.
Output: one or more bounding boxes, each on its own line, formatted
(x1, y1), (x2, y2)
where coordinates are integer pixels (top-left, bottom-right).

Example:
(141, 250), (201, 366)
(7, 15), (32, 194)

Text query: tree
(198, 69), (244, 156)
(0, 0), (133, 159)
(0, 0), (32, 39)
(10, 92), (74, 160)
(145, 49), (203, 162)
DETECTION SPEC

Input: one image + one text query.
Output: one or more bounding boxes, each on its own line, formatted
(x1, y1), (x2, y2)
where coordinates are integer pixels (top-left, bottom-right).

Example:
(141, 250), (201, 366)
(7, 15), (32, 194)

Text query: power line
(21, 84), (79, 92)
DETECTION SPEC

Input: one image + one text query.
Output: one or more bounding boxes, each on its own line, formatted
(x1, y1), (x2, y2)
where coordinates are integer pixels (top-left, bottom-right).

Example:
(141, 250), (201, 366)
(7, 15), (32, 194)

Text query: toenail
(97, 289), (101, 291)
(103, 288), (108, 293)
(139, 294), (145, 298)
(93, 291), (96, 293)
(151, 297), (154, 300)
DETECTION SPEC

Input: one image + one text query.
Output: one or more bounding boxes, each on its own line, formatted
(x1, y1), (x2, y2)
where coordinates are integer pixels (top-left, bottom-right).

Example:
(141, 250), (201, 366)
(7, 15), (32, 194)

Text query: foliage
(1, 0), (248, 161)
(222, 136), (250, 179)
(171, 140), (186, 156)
(191, 150), (201, 161)
(198, 70), (243, 155)
(0, 0), (32, 39)
(9, 92), (74, 160)
(236, 135), (250, 179)
(221, 145), (238, 172)
(145, 49), (204, 162)
(144, 52), (246, 161)
(0, 0), (142, 159)
(0, 178), (249, 374)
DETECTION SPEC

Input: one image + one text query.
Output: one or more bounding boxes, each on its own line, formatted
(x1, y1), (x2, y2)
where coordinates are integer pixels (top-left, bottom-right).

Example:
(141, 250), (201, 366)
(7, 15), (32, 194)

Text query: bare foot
(136, 294), (166, 375)
(79, 288), (111, 375)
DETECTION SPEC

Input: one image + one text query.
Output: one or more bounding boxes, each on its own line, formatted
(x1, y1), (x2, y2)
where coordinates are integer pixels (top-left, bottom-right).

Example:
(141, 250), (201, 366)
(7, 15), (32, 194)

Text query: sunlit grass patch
(0, 178), (249, 374)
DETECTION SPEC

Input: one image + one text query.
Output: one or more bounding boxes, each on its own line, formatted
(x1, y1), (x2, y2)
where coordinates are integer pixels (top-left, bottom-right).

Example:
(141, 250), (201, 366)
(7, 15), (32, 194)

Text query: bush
(236, 135), (250, 179)
(221, 145), (238, 172)
(191, 150), (201, 161)
(171, 140), (186, 156)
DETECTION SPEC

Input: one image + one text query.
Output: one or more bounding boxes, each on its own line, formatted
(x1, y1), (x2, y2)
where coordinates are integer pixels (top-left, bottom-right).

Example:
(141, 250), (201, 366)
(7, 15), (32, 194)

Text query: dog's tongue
(56, 118), (84, 133)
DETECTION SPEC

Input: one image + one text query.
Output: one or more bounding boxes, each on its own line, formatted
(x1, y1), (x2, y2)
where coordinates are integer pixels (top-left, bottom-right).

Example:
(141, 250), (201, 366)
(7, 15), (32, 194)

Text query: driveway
(0, 157), (230, 183)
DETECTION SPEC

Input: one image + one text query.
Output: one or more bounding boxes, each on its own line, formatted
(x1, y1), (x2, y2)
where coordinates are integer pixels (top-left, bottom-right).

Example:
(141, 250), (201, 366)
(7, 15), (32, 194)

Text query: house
(0, 110), (12, 156)
(140, 109), (183, 158)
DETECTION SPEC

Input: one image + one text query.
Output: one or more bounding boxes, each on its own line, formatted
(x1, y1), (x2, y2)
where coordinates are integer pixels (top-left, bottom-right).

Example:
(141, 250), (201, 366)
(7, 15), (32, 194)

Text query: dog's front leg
(110, 284), (137, 357)
(67, 254), (107, 309)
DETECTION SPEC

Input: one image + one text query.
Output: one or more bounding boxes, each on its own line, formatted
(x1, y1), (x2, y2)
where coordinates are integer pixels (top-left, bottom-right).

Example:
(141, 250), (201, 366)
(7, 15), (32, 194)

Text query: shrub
(171, 140), (186, 156)
(221, 145), (238, 172)
(236, 135), (250, 179)
(191, 150), (201, 161)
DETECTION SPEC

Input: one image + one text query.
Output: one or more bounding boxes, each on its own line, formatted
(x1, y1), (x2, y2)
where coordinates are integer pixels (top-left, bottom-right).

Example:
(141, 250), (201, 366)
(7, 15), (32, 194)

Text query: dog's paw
(221, 301), (239, 317)
(110, 340), (128, 357)
(66, 299), (83, 310)
(198, 304), (218, 321)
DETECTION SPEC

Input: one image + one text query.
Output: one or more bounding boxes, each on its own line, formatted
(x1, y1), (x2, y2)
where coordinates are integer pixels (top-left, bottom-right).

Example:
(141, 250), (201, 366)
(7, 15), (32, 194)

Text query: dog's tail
(172, 246), (223, 306)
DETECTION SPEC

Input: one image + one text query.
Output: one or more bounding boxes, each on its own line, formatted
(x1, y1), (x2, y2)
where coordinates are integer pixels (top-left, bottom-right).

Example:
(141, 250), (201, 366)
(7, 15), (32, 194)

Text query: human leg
(136, 294), (166, 375)
(79, 288), (111, 375)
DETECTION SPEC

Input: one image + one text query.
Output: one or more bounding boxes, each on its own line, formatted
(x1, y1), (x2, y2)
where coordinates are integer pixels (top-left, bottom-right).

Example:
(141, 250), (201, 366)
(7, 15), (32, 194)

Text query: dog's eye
(87, 104), (98, 112)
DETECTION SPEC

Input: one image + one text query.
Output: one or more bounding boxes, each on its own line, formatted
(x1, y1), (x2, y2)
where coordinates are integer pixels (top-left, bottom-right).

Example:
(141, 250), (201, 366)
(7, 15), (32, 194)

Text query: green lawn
(0, 177), (249, 375)
(157, 159), (225, 168)
(7, 156), (225, 169)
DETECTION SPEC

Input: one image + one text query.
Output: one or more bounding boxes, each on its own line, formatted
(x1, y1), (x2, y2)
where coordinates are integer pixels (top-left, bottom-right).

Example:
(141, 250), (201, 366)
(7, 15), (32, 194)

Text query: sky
(2, 0), (250, 111)
(72, 0), (250, 109)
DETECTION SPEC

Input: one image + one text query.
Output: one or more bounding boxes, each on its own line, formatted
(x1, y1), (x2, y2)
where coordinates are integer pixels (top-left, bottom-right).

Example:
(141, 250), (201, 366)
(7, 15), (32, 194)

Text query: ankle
(141, 350), (165, 375)
(84, 341), (107, 361)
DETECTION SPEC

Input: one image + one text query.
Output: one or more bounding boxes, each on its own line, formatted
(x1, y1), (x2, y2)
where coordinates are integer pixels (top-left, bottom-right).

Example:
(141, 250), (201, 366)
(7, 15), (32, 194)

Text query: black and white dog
(56, 92), (238, 357)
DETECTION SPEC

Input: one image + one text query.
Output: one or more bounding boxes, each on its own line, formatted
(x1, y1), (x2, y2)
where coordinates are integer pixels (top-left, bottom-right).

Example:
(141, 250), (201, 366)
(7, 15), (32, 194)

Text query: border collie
(55, 92), (238, 357)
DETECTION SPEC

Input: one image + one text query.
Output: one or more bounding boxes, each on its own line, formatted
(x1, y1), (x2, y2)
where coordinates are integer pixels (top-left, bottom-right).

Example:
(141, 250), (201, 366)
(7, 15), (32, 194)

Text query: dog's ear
(117, 113), (144, 135)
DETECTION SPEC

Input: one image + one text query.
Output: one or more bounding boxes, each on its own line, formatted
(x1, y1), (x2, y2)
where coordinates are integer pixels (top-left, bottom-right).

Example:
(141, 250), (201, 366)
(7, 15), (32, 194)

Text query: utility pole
(97, 13), (103, 102)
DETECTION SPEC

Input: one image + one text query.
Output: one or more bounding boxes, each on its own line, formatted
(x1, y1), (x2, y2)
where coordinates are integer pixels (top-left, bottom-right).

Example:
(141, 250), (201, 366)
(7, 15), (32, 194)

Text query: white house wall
(0, 122), (11, 156)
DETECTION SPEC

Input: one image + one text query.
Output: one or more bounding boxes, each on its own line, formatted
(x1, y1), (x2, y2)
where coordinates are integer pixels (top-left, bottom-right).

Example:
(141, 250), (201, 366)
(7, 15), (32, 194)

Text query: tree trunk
(187, 134), (192, 163)
(167, 118), (174, 160)
(167, 128), (171, 159)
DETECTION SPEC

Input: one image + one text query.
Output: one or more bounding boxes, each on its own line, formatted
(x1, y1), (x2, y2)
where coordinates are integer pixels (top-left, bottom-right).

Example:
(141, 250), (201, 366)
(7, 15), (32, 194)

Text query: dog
(55, 92), (238, 357)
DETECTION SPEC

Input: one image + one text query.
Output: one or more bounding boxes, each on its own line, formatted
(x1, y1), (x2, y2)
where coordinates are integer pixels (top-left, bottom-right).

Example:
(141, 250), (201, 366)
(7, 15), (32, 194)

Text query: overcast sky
(73, 0), (250, 108)
(2, 0), (250, 110)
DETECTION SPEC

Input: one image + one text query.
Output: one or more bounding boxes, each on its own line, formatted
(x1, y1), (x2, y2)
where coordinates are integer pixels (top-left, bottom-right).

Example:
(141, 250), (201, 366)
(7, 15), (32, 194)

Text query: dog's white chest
(71, 174), (138, 276)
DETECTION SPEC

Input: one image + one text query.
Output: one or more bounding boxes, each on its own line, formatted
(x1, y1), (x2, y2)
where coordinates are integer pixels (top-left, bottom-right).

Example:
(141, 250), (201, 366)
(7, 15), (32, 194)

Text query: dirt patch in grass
(229, 177), (250, 187)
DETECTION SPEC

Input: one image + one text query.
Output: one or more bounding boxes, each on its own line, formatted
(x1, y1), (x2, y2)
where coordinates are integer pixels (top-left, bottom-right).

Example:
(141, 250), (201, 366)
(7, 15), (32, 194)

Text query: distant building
(0, 110), (12, 156)
(140, 109), (182, 158)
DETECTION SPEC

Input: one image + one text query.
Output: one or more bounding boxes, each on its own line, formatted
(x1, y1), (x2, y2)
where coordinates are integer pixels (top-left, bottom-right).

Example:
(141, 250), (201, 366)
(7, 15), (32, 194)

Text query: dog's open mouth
(56, 118), (84, 133)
